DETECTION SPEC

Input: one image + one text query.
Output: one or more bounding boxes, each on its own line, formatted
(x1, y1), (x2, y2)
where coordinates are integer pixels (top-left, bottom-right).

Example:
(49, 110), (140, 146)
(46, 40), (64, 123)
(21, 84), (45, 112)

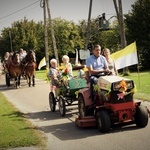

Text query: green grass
(35, 69), (48, 80)
(0, 93), (46, 149)
(122, 71), (150, 101)
(36, 70), (150, 101)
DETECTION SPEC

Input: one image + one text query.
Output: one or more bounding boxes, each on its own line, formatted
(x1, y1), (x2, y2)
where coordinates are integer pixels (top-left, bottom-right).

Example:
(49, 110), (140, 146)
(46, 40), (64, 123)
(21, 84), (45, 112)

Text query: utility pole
(113, 0), (128, 74)
(113, 0), (126, 48)
(118, 0), (126, 48)
(41, 0), (49, 69)
(84, 0), (93, 50)
(46, 0), (59, 65)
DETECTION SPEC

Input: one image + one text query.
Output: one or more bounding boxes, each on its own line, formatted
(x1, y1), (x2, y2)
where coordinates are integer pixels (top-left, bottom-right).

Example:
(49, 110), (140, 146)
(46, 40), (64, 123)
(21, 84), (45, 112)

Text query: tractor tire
(78, 94), (86, 117)
(58, 95), (66, 117)
(96, 110), (111, 133)
(135, 105), (148, 128)
(78, 94), (94, 117)
(49, 92), (56, 112)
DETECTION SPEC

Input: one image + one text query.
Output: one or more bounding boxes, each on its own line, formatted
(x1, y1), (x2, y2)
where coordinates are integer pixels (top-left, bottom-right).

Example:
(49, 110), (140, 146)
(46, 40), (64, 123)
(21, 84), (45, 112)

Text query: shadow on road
(23, 109), (141, 141)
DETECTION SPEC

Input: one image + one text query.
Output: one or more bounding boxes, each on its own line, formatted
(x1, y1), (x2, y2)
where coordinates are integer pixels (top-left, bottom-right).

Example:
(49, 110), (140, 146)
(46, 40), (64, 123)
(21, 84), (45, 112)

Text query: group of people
(48, 55), (73, 91)
(86, 44), (118, 100)
(48, 44), (118, 98)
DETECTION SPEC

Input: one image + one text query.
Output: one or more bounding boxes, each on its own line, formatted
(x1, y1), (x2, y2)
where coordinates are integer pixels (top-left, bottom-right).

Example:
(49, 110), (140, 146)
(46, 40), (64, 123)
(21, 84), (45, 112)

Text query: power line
(0, 0), (40, 20)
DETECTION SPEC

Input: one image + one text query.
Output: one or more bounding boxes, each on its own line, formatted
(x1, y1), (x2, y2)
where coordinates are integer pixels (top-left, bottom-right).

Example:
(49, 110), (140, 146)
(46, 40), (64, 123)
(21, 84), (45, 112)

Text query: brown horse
(24, 50), (36, 87)
(8, 52), (23, 88)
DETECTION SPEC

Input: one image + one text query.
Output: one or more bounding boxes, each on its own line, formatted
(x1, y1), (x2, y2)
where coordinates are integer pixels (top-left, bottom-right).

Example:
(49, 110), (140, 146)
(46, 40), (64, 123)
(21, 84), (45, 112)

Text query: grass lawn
(36, 69), (150, 101)
(0, 93), (46, 149)
(122, 71), (150, 101)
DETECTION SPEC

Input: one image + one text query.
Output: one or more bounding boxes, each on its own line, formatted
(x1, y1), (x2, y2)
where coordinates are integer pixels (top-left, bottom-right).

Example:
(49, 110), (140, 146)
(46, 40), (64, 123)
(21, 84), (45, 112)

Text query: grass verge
(0, 92), (46, 149)
(122, 71), (150, 101)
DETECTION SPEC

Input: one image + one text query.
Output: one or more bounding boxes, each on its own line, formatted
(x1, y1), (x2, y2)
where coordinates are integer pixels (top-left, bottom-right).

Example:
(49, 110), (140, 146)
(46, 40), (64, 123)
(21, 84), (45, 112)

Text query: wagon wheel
(49, 92), (56, 112)
(58, 95), (66, 116)
(5, 73), (10, 87)
(134, 105), (148, 128)
(96, 110), (111, 133)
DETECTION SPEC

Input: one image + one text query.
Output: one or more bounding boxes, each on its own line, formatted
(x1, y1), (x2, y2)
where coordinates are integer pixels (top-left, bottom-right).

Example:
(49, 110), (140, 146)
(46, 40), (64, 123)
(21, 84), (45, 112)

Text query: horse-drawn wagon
(3, 50), (36, 88)
(49, 65), (88, 116)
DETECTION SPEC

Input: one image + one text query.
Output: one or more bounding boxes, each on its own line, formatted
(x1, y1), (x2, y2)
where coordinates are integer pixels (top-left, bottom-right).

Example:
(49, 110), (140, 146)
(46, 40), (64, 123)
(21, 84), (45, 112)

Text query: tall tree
(51, 18), (83, 59)
(125, 0), (150, 70)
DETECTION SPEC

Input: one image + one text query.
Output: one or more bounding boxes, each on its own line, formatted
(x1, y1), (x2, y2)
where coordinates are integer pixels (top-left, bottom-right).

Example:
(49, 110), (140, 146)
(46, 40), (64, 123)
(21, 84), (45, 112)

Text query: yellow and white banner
(110, 42), (138, 70)
(38, 57), (46, 70)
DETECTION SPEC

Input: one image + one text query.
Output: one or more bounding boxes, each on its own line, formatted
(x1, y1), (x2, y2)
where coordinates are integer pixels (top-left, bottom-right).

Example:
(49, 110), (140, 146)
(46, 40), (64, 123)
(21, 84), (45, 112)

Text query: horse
(24, 50), (36, 87)
(8, 52), (23, 88)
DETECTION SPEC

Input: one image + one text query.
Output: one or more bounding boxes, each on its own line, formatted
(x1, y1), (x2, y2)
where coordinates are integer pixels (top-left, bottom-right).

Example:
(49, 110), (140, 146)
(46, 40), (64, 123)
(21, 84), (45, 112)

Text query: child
(61, 55), (73, 78)
(48, 59), (60, 90)
(61, 55), (73, 90)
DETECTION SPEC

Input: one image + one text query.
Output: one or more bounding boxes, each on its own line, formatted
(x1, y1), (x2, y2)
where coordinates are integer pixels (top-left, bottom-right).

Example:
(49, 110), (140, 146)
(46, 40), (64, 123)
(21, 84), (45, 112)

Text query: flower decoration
(119, 79), (127, 92)
(62, 68), (69, 76)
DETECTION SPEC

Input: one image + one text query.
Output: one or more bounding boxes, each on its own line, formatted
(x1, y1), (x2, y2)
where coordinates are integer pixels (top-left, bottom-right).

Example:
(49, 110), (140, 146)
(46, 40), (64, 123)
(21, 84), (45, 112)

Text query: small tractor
(75, 75), (149, 132)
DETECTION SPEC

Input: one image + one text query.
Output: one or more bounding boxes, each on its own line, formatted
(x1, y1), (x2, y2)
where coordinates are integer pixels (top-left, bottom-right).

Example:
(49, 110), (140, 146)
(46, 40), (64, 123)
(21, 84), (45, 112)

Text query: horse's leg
(32, 74), (35, 87)
(15, 77), (19, 89)
(18, 75), (21, 88)
(28, 76), (31, 87)
(13, 78), (16, 87)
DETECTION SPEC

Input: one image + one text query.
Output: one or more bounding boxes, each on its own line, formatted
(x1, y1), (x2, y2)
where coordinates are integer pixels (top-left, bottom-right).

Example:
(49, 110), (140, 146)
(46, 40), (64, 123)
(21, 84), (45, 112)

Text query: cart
(49, 77), (88, 116)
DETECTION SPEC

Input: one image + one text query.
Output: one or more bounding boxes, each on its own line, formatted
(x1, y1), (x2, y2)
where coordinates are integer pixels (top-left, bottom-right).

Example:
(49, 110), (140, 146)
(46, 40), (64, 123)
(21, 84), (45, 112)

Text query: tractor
(75, 75), (149, 132)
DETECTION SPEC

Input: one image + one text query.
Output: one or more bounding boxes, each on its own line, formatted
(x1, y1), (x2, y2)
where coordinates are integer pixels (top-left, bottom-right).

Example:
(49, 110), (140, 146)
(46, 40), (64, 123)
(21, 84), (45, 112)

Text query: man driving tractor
(86, 44), (111, 101)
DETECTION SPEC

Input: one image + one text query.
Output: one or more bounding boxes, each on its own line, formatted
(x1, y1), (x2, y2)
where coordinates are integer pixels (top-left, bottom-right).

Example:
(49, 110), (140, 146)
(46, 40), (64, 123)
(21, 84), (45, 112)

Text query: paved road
(0, 75), (150, 150)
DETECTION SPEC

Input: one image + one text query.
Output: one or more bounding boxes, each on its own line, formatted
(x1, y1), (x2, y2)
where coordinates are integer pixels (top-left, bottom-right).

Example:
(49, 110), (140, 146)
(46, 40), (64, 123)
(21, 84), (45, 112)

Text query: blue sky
(0, 0), (136, 34)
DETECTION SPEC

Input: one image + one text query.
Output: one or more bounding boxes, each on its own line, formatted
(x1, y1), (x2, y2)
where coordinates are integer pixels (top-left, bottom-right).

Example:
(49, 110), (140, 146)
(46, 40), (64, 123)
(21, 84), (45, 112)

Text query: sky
(0, 0), (137, 34)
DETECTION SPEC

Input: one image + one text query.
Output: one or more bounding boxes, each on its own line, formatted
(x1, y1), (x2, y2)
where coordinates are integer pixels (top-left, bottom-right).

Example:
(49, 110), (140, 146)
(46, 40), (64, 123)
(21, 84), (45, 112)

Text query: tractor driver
(86, 44), (110, 102)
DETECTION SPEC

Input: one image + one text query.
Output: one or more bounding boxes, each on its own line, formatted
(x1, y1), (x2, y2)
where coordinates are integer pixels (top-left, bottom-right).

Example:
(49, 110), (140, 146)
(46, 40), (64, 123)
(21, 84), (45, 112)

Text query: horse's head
(26, 50), (36, 62)
(12, 52), (21, 64)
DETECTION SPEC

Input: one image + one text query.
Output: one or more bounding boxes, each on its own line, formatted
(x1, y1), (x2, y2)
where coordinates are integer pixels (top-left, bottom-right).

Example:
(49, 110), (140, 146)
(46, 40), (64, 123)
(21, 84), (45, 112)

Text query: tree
(125, 0), (150, 70)
(51, 18), (83, 60)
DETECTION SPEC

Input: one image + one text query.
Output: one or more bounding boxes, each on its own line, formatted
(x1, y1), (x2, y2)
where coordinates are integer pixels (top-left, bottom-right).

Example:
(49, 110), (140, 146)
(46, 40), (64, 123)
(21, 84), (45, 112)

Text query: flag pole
(135, 41), (140, 89)
(137, 65), (140, 89)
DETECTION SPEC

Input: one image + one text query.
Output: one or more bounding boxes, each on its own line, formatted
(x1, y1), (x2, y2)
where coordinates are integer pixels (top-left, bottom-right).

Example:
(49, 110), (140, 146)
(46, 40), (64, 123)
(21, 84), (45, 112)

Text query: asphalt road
(0, 75), (150, 150)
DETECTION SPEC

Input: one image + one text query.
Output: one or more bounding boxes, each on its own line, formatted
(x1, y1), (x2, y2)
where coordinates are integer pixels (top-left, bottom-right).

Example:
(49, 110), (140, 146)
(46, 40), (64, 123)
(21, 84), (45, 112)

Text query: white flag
(38, 57), (46, 70)
(111, 42), (138, 70)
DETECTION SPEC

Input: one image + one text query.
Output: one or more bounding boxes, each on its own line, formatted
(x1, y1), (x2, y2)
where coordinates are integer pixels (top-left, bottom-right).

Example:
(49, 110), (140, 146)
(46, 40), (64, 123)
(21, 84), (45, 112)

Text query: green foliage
(51, 18), (84, 58)
(0, 93), (46, 148)
(125, 0), (150, 69)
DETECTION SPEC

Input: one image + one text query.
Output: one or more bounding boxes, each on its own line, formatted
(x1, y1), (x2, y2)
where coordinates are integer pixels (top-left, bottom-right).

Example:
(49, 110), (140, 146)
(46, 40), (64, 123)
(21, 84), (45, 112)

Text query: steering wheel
(104, 70), (112, 75)
(93, 70), (112, 78)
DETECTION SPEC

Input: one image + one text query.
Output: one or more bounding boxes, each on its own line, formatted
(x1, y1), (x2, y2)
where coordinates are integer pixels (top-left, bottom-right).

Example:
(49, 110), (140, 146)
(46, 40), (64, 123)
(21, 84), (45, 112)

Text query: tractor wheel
(78, 94), (94, 117)
(134, 105), (148, 128)
(96, 110), (111, 133)
(58, 96), (66, 117)
(49, 92), (56, 112)
(78, 94), (86, 117)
